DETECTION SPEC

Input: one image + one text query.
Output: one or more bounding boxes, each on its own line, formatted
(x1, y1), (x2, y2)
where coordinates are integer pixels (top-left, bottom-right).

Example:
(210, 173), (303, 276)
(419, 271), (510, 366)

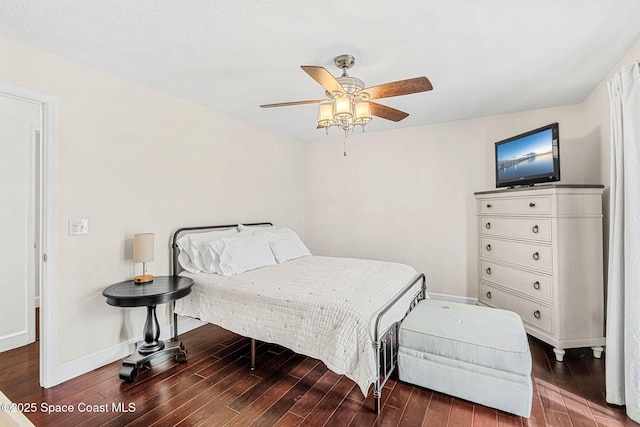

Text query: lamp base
(134, 274), (154, 284)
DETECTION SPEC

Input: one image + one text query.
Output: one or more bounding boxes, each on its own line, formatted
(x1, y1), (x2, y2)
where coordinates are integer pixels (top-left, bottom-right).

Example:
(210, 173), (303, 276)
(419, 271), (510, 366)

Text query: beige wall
(0, 36), (305, 366)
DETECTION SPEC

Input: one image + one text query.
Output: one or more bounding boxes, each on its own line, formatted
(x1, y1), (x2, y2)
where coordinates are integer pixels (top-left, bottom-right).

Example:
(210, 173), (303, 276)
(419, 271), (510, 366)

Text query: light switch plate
(69, 218), (89, 235)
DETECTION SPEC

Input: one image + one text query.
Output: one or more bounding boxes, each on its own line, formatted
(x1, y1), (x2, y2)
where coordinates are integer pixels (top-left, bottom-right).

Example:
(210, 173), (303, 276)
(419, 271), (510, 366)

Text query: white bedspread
(174, 255), (426, 396)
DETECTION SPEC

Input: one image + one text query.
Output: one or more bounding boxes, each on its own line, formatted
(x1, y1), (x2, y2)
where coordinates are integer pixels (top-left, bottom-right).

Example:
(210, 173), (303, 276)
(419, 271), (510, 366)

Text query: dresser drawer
(481, 237), (552, 271)
(479, 216), (551, 242)
(479, 283), (553, 334)
(480, 260), (552, 302)
(478, 196), (551, 215)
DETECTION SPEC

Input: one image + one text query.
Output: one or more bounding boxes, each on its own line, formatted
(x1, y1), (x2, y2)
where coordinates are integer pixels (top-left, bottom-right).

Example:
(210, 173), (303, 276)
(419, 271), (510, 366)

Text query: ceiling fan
(260, 54), (433, 136)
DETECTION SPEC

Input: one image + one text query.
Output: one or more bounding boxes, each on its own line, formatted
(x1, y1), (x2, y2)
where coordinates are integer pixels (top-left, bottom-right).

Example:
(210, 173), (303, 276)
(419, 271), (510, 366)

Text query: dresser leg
(591, 346), (604, 359)
(553, 347), (565, 362)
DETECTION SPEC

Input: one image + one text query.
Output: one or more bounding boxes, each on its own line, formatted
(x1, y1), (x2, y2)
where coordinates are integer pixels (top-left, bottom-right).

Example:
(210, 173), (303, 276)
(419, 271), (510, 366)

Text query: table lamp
(133, 233), (154, 283)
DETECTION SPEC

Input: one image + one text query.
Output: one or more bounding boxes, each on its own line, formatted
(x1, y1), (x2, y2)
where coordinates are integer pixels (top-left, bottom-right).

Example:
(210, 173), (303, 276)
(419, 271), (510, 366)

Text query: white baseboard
(0, 331), (29, 353)
(428, 292), (478, 305)
(53, 317), (206, 386)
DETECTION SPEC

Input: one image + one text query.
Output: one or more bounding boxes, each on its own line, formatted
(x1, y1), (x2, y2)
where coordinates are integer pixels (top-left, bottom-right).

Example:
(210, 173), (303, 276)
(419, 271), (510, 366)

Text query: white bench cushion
(399, 300), (531, 376)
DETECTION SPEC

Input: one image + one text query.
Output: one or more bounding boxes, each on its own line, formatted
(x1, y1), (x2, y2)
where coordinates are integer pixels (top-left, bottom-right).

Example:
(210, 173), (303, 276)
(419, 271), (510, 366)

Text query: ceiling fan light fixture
(316, 97), (371, 135)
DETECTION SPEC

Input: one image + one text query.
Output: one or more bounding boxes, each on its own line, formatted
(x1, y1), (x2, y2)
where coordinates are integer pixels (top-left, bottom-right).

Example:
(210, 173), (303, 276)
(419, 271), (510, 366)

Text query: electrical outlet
(69, 218), (89, 235)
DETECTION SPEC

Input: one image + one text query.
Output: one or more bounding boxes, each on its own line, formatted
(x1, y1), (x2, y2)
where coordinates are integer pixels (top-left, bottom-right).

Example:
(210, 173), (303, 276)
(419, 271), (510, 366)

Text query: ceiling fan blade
(369, 102), (409, 122)
(363, 77), (433, 100)
(260, 99), (325, 108)
(301, 65), (344, 94)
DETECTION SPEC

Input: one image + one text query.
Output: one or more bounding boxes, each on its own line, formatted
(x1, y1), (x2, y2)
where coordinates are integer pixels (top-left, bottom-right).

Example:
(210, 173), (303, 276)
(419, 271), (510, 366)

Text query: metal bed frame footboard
(373, 272), (426, 414)
(170, 223), (426, 415)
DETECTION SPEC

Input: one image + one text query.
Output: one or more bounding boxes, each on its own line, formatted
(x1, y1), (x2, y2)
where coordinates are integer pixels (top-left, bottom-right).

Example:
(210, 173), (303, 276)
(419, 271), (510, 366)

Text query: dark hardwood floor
(0, 322), (636, 426)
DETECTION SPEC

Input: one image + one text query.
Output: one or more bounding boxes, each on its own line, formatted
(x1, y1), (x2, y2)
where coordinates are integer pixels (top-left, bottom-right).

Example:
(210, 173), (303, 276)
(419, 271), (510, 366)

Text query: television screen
(495, 123), (560, 188)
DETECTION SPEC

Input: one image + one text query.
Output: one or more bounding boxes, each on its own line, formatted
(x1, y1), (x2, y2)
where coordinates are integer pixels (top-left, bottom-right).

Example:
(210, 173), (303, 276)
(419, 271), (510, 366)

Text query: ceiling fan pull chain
(344, 134), (347, 157)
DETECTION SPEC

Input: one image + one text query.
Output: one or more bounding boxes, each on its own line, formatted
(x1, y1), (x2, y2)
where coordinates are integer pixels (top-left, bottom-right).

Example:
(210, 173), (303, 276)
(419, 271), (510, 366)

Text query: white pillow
(200, 228), (268, 274)
(176, 228), (237, 273)
(213, 233), (277, 276)
(177, 251), (199, 274)
(266, 228), (311, 263)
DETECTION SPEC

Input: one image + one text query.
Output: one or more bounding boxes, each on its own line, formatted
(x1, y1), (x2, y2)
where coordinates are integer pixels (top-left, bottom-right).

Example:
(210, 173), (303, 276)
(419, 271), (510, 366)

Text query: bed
(171, 223), (427, 413)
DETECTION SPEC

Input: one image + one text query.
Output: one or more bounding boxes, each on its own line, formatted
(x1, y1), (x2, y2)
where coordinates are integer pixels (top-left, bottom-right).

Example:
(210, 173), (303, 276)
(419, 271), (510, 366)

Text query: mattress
(174, 255), (425, 395)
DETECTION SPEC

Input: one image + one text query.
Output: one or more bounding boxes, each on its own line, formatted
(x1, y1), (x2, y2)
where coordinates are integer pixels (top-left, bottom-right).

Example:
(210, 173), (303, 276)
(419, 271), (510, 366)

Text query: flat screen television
(495, 122), (560, 188)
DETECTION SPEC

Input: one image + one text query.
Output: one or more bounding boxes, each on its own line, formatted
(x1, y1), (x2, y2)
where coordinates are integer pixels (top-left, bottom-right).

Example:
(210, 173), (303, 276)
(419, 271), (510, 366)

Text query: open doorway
(0, 94), (40, 352)
(0, 81), (58, 388)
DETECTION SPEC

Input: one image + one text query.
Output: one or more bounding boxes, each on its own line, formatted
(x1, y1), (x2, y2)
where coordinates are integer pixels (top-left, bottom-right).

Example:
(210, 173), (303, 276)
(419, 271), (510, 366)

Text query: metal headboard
(171, 222), (273, 276)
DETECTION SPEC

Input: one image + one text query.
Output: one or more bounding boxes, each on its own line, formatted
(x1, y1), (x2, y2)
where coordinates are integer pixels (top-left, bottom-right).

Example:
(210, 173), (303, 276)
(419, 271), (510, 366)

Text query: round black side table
(102, 275), (194, 381)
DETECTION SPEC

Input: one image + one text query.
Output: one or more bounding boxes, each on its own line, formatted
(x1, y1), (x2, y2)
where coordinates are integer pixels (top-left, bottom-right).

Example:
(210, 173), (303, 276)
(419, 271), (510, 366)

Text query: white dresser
(474, 185), (605, 361)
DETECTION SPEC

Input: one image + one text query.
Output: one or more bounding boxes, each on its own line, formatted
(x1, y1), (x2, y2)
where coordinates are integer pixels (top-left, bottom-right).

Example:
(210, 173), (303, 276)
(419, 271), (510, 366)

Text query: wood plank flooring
(0, 322), (636, 426)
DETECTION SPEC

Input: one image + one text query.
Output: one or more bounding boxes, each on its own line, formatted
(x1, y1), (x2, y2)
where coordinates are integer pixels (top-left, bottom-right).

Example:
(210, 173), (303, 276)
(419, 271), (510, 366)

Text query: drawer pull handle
(485, 222), (491, 229)
(486, 244), (492, 251)
(529, 202), (536, 208)
(533, 281), (540, 290)
(534, 310), (541, 319)
(486, 204), (492, 208)
(532, 225), (539, 233)
(486, 267), (492, 275)
(486, 291), (492, 299)
(532, 252), (540, 261)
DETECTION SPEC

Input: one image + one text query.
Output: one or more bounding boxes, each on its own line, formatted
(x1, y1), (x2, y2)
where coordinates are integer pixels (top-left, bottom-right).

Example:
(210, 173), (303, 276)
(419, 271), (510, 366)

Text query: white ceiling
(2, 0), (640, 141)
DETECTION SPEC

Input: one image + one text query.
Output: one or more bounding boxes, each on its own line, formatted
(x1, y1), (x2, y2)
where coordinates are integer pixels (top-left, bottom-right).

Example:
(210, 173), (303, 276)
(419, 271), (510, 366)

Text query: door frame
(0, 81), (58, 388)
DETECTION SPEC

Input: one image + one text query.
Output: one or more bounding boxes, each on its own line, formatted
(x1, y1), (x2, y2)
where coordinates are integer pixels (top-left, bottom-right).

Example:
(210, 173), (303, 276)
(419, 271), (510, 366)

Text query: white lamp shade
(333, 95), (353, 119)
(133, 233), (154, 263)
(317, 101), (333, 127)
(354, 101), (372, 123)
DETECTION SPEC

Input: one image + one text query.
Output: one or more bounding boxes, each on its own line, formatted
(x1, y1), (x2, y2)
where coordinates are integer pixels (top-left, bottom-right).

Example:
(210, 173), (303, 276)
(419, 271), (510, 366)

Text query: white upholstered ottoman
(398, 300), (533, 418)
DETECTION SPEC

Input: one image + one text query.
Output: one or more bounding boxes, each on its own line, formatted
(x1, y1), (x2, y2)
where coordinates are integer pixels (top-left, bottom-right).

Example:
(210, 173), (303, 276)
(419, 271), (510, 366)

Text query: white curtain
(606, 61), (640, 423)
